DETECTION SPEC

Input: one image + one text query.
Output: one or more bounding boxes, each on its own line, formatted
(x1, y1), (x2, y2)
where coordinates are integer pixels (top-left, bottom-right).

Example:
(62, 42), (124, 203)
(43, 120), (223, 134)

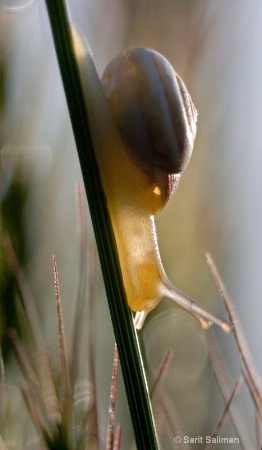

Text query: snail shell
(101, 48), (197, 213)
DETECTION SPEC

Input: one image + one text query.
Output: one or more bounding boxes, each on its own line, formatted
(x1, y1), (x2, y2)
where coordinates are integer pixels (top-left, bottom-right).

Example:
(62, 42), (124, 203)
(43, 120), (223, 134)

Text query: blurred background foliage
(1, 0), (262, 448)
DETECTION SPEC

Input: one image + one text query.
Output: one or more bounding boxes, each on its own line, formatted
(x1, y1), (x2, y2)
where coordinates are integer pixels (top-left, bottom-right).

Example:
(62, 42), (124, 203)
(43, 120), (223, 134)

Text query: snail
(72, 28), (232, 332)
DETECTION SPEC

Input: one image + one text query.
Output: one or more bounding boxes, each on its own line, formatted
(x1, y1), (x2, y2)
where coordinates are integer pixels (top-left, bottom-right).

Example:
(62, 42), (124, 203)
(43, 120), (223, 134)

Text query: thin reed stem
(44, 2), (159, 448)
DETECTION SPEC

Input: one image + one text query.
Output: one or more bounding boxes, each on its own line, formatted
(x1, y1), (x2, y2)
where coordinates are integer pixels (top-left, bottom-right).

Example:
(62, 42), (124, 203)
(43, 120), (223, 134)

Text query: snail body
(99, 48), (192, 322)
(72, 28), (231, 332)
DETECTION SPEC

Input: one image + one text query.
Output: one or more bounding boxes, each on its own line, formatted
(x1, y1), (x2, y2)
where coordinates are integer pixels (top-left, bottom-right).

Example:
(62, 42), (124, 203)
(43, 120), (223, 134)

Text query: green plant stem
(44, 2), (159, 449)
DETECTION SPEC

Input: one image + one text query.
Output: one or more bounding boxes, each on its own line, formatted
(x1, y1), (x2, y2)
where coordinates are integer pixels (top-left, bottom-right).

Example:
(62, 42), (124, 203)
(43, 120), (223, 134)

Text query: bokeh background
(1, 1), (262, 448)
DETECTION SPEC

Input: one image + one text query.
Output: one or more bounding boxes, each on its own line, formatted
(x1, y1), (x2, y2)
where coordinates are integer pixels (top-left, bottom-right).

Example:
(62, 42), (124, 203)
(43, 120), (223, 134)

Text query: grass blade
(44, 2), (159, 448)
